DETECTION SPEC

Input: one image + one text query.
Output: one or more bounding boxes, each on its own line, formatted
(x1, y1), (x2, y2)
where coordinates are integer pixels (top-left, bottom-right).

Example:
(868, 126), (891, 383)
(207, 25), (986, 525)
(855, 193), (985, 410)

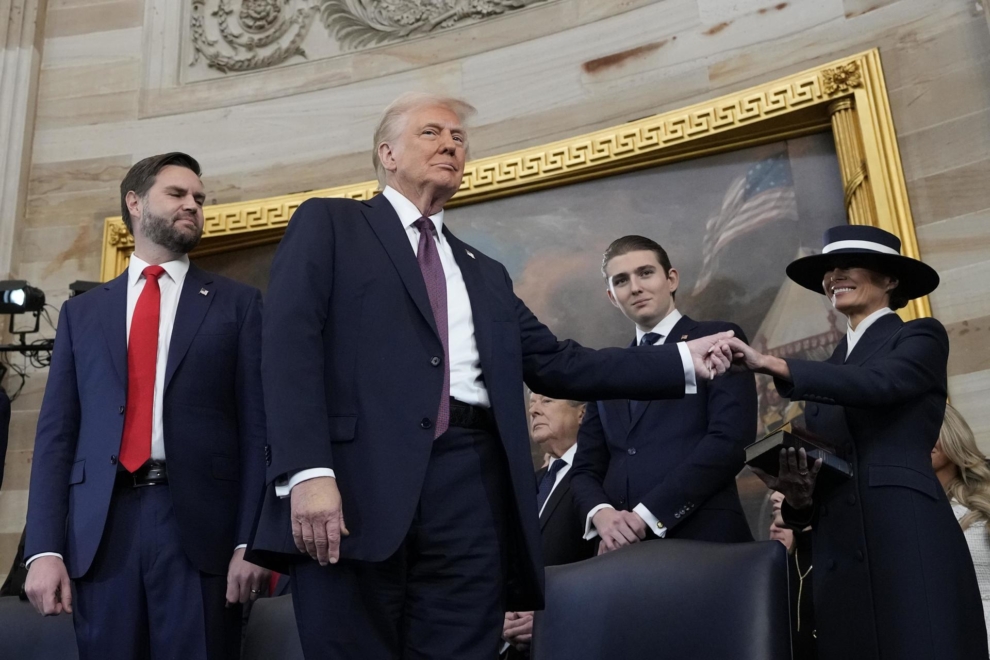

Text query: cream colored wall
(2, 0), (989, 581)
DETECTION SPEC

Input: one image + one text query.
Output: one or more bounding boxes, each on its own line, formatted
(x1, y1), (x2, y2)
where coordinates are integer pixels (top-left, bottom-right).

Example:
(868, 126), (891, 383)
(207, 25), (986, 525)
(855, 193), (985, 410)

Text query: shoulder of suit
(901, 315), (947, 340)
(295, 196), (364, 220)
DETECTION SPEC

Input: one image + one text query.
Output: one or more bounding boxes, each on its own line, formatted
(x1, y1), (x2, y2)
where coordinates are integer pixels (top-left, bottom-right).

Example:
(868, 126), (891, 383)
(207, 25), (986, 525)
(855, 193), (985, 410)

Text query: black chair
(0, 597), (78, 660)
(532, 540), (792, 660)
(242, 594), (304, 660)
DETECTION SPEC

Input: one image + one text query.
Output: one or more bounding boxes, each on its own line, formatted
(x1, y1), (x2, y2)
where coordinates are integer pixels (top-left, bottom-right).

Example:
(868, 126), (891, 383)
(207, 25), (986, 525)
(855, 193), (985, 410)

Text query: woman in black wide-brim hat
(719, 225), (988, 660)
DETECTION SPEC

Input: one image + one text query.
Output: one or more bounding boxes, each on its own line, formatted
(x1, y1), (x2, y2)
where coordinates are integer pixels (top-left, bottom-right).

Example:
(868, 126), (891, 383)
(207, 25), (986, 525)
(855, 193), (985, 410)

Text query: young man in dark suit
(570, 235), (757, 554)
(249, 94), (736, 660)
(502, 392), (596, 658)
(24, 153), (269, 659)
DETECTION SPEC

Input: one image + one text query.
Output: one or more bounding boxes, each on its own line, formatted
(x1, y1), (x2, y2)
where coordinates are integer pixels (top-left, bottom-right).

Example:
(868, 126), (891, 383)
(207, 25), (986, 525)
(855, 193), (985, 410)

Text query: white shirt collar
(636, 308), (683, 345)
(128, 253), (190, 288)
(846, 307), (895, 356)
(382, 186), (445, 236)
(557, 443), (577, 467)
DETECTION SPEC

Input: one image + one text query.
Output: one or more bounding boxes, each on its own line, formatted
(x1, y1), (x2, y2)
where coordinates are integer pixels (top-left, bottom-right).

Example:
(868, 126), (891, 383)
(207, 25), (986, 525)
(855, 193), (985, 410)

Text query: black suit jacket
(249, 194), (693, 610)
(537, 464), (596, 568)
(570, 316), (756, 543)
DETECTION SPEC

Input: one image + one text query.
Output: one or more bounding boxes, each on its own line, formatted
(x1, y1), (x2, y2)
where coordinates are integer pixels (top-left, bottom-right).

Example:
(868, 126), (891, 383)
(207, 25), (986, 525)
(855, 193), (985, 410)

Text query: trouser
(72, 483), (241, 660)
(292, 425), (512, 660)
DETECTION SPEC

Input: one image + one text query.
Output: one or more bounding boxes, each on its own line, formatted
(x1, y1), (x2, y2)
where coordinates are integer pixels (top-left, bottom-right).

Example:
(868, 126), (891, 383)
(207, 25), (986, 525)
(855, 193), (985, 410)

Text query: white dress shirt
(126, 254), (190, 462)
(29, 253), (198, 566)
(845, 307), (895, 358)
(539, 444), (577, 518)
(583, 308), (689, 541)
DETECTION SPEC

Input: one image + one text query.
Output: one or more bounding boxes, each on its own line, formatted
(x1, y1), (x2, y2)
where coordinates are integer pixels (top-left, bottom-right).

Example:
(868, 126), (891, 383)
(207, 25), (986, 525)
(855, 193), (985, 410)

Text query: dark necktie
(120, 265), (165, 472)
(537, 458), (567, 512)
(413, 217), (450, 438)
(629, 332), (662, 417)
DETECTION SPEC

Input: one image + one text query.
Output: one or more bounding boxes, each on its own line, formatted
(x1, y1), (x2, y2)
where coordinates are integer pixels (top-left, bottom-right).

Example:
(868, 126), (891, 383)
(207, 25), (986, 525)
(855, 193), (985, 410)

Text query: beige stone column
(0, 0), (47, 278)
(828, 97), (877, 228)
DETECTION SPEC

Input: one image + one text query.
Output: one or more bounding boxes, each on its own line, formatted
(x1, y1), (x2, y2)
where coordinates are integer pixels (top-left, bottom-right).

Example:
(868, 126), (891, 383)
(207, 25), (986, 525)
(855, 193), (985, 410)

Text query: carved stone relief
(189, 0), (551, 74)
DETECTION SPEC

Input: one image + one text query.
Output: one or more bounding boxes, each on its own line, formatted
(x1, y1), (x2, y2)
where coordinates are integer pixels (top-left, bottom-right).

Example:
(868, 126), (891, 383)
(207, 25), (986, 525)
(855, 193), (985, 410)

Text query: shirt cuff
(633, 503), (667, 538)
(677, 342), (697, 395)
(234, 544), (247, 551)
(26, 552), (63, 567)
(583, 503), (615, 540)
(274, 468), (336, 498)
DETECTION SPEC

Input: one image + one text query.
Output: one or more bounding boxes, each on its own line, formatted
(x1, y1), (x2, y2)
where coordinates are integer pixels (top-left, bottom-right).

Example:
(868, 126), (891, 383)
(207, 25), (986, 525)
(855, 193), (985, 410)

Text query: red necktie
(119, 265), (165, 472)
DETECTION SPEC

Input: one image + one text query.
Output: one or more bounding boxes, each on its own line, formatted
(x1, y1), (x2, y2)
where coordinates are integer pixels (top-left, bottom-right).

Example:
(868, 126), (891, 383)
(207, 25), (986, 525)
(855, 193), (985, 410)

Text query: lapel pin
(680, 334), (689, 340)
(465, 249), (475, 259)
(200, 288), (209, 296)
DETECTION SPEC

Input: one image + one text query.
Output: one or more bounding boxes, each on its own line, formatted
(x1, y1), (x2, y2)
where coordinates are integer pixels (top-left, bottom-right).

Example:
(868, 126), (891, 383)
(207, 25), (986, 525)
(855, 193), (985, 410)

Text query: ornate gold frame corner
(101, 48), (929, 320)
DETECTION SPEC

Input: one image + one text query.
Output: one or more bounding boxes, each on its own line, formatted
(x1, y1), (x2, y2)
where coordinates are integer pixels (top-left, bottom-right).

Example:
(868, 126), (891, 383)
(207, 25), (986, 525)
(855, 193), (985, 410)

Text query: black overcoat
(779, 314), (987, 660)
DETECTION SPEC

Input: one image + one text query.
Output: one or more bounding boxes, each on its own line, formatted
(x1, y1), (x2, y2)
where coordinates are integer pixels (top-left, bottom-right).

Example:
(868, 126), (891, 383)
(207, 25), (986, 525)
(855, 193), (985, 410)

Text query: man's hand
(503, 611), (534, 652)
(592, 508), (647, 555)
(225, 547), (271, 605)
(25, 556), (72, 616)
(290, 476), (349, 565)
(686, 331), (735, 381)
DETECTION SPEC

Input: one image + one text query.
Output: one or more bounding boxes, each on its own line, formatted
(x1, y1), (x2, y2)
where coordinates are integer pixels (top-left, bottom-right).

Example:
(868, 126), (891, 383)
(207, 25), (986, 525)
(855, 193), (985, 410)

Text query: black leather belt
(116, 461), (168, 488)
(449, 398), (495, 431)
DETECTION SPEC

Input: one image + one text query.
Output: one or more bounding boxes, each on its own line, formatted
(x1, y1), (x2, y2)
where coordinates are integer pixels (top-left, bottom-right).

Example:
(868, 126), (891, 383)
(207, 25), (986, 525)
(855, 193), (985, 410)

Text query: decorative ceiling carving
(190, 0), (550, 74)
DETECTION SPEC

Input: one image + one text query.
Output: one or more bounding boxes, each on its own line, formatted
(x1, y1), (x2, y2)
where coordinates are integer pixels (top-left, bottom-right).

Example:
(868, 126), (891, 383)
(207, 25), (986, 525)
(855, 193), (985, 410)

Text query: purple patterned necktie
(413, 217), (450, 438)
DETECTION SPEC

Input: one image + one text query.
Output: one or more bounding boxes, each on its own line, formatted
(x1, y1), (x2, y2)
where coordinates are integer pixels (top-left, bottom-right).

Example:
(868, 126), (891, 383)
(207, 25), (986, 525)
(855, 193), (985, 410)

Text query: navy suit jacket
(570, 316), (756, 542)
(249, 194), (693, 610)
(777, 314), (987, 660)
(537, 467), (596, 567)
(25, 264), (267, 578)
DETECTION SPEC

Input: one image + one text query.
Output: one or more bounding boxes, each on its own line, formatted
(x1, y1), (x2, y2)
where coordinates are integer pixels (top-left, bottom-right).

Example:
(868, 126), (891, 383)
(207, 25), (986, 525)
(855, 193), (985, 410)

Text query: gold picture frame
(100, 48), (929, 321)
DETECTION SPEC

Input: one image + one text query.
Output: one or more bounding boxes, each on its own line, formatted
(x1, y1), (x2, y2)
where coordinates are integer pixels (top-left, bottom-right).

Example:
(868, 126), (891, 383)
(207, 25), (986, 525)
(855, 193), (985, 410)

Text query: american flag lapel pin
(465, 249), (475, 259)
(200, 288), (209, 296)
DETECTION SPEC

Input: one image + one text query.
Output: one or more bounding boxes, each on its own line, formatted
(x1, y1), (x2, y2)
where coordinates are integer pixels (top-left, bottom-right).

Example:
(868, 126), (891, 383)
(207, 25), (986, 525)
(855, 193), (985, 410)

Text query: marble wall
(1, 0), (989, 581)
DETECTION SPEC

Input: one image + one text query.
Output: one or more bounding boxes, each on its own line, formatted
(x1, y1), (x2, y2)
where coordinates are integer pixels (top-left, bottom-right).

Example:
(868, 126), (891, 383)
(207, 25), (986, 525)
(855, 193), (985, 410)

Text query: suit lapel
(845, 313), (902, 366)
(164, 264), (215, 391)
(540, 471), (572, 531)
(628, 314), (698, 433)
(98, 272), (130, 387)
(362, 194), (440, 340)
(443, 227), (494, 375)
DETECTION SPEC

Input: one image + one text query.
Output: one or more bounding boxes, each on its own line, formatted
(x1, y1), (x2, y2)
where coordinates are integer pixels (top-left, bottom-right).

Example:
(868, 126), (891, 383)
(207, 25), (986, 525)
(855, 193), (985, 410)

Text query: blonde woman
(932, 403), (990, 631)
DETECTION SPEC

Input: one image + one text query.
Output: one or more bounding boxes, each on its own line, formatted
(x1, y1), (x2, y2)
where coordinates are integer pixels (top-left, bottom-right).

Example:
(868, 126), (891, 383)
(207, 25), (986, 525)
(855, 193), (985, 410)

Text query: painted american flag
(691, 151), (798, 295)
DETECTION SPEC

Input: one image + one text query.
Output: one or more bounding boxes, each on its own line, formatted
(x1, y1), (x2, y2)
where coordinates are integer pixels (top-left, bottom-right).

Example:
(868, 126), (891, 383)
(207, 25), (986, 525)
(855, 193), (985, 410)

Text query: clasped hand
(290, 476), (350, 565)
(685, 330), (736, 381)
(593, 508), (647, 555)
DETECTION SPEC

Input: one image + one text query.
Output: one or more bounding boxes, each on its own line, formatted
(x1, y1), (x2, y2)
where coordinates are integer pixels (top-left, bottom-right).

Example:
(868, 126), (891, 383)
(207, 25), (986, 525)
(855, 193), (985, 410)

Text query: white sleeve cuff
(234, 544), (247, 551)
(677, 342), (697, 395)
(633, 503), (667, 538)
(583, 503), (615, 540)
(26, 552), (63, 567)
(275, 468), (336, 498)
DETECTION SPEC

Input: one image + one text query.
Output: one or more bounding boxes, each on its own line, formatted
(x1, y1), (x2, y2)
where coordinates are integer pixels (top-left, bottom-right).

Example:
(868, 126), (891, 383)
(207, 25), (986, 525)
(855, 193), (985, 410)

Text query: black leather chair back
(532, 540), (791, 660)
(242, 594), (305, 660)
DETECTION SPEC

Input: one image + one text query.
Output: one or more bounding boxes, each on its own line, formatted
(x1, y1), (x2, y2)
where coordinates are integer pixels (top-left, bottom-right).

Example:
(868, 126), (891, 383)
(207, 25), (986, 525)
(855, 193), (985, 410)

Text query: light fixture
(0, 280), (45, 314)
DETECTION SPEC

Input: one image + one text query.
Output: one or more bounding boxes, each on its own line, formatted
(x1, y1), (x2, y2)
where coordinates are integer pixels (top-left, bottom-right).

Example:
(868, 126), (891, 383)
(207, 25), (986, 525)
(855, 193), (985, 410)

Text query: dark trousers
(292, 426), (512, 660)
(72, 483), (241, 660)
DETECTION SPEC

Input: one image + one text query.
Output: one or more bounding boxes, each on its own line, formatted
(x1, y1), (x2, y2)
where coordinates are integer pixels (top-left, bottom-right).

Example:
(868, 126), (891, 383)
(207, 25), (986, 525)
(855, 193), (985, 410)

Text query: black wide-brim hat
(786, 225), (939, 300)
